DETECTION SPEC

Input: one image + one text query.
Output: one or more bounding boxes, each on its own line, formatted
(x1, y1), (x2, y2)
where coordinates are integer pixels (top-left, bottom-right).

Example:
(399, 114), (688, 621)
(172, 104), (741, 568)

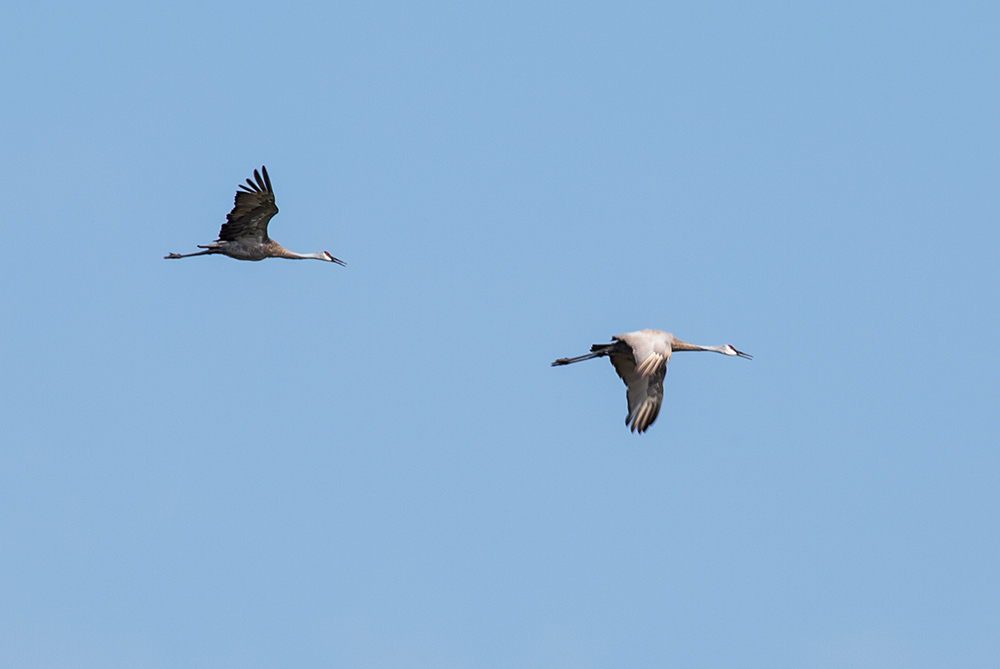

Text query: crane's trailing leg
(164, 249), (214, 259)
(551, 342), (619, 366)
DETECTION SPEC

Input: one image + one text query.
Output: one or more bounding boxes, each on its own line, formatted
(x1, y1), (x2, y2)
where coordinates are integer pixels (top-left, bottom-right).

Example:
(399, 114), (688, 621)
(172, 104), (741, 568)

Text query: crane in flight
(164, 165), (346, 265)
(552, 329), (751, 434)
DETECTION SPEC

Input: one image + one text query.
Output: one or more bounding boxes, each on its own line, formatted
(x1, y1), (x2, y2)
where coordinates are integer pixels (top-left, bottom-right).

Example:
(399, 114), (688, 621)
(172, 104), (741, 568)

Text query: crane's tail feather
(551, 342), (617, 366)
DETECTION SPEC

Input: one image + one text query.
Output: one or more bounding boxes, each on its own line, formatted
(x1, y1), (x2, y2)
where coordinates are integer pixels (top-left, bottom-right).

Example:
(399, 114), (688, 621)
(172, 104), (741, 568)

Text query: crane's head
(322, 251), (347, 267)
(723, 345), (752, 359)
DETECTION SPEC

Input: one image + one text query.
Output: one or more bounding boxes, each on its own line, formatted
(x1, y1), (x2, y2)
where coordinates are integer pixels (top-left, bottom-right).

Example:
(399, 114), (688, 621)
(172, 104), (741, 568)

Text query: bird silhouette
(553, 329), (751, 433)
(165, 165), (345, 265)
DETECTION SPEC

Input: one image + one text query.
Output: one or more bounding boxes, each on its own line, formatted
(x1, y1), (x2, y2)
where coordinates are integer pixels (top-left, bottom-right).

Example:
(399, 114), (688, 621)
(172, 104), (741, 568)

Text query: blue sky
(1, 1), (998, 666)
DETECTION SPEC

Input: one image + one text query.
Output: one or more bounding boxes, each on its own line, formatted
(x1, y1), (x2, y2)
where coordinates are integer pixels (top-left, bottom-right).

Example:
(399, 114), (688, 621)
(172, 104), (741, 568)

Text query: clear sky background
(2, 1), (998, 667)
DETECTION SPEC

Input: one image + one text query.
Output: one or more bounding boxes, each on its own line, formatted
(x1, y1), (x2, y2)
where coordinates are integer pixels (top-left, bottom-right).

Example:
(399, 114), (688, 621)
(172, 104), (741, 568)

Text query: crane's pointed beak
(732, 347), (752, 360)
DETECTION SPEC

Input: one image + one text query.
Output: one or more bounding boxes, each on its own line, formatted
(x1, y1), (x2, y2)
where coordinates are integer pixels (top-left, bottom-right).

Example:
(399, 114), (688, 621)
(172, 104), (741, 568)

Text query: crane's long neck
(671, 340), (730, 354)
(275, 247), (327, 260)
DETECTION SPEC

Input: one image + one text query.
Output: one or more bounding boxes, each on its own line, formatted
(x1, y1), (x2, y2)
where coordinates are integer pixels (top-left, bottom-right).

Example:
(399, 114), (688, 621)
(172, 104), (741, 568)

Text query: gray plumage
(552, 329), (752, 434)
(165, 165), (346, 265)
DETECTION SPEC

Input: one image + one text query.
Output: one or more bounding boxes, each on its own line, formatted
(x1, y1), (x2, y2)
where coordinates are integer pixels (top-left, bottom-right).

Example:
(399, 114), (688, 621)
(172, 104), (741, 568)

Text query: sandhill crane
(552, 329), (751, 434)
(164, 165), (346, 265)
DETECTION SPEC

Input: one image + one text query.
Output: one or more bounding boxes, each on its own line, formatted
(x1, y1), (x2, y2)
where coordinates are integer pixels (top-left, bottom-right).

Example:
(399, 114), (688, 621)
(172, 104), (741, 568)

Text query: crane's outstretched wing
(217, 166), (279, 243)
(609, 334), (670, 434)
(608, 350), (666, 434)
(628, 373), (664, 433)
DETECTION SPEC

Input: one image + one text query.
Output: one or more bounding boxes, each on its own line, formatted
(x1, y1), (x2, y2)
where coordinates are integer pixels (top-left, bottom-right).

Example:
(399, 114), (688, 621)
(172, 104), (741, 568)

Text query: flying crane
(165, 165), (346, 265)
(552, 329), (751, 433)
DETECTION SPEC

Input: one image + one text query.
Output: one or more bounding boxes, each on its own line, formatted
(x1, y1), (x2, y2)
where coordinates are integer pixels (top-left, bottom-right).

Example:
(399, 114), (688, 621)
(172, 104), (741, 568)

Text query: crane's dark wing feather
(218, 166), (279, 242)
(609, 348), (666, 434)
